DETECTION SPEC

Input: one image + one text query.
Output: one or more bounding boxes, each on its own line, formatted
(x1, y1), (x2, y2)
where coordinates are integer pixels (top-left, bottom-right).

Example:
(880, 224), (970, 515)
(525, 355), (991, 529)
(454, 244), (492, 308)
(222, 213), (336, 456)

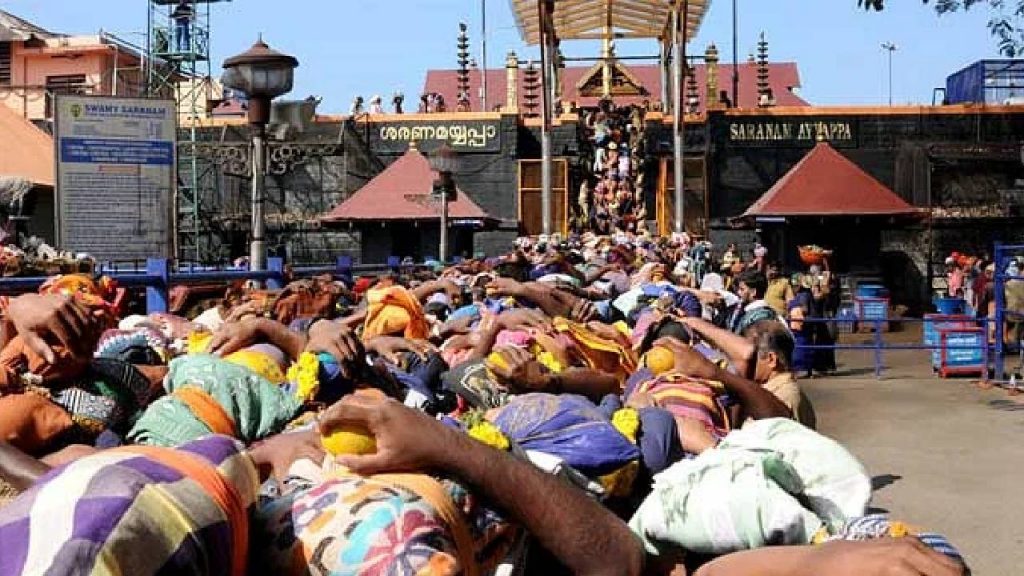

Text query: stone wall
(705, 109), (1024, 223)
(193, 115), (522, 264)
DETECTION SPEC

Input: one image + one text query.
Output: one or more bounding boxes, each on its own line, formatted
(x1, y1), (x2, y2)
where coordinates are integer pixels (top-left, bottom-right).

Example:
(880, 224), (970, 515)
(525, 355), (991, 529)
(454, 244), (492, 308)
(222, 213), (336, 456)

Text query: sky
(2, 0), (1003, 112)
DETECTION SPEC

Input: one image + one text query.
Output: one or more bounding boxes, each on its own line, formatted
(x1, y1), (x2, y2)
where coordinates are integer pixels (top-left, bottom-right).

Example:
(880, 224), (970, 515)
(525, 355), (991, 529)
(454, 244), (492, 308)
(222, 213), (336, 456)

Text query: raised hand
(5, 293), (102, 362)
(318, 392), (456, 476)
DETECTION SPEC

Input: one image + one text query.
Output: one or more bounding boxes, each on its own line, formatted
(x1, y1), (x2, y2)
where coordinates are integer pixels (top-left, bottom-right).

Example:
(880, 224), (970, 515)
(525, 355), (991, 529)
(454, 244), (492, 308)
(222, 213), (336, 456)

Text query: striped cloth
(817, 514), (969, 572)
(0, 435), (260, 576)
(630, 372), (732, 438)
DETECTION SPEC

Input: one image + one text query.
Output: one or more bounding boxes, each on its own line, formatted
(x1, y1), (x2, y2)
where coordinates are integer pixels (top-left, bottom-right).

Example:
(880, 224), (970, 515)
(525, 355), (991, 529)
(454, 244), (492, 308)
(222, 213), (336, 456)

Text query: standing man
(172, 1), (193, 53)
(727, 269), (778, 334)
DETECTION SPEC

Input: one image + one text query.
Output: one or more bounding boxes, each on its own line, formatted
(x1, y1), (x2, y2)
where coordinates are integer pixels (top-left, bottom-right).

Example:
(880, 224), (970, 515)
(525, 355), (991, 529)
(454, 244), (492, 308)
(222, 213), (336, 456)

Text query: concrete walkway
(803, 349), (1024, 575)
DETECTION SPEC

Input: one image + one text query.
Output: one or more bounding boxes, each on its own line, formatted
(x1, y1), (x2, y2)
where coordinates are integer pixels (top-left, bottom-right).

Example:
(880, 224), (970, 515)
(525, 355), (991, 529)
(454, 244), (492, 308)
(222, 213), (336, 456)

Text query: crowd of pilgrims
(575, 101), (651, 235)
(0, 232), (967, 576)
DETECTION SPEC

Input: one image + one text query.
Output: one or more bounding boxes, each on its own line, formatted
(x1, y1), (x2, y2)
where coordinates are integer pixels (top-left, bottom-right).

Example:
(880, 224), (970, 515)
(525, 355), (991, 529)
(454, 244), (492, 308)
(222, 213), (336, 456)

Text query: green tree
(859, 0), (1024, 56)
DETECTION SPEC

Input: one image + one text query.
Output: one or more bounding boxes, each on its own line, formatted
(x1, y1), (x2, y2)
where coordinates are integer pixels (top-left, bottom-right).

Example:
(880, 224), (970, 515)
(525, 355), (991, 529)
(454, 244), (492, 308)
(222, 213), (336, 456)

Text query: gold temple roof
(510, 0), (711, 44)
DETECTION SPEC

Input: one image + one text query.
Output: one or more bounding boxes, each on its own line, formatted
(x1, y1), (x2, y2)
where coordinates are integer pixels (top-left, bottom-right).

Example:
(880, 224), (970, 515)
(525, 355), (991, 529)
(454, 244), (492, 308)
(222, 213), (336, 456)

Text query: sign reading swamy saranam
(54, 95), (177, 260)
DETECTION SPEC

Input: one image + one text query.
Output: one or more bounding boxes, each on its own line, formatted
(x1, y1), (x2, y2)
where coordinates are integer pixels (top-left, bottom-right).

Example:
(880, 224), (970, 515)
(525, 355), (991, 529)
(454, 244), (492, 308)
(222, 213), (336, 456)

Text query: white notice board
(54, 95), (177, 260)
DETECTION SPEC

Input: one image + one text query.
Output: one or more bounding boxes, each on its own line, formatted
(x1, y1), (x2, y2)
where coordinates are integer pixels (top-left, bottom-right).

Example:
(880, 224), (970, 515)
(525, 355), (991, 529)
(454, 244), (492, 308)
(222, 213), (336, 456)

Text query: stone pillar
(505, 51), (519, 113)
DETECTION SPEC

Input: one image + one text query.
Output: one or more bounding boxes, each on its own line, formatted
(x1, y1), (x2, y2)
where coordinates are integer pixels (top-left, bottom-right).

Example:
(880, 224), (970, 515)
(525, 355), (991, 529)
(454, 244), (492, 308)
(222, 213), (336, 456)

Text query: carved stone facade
(190, 115), (521, 264)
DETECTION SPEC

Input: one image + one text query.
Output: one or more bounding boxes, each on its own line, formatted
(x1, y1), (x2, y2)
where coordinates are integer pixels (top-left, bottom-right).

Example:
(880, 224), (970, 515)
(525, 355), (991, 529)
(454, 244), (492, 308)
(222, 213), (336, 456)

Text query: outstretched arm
(694, 539), (964, 576)
(657, 337), (790, 420)
(681, 317), (757, 377)
(0, 441), (51, 491)
(321, 395), (645, 576)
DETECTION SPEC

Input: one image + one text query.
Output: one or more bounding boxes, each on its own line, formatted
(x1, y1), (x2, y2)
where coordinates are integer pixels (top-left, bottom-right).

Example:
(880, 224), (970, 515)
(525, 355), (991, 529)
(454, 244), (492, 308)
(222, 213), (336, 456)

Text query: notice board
(54, 95), (176, 260)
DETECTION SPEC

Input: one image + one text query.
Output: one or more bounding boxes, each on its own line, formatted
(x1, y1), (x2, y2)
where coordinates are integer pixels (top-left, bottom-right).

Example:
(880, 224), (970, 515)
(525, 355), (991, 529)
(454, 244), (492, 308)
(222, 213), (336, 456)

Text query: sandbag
(719, 418), (871, 532)
(629, 446), (823, 557)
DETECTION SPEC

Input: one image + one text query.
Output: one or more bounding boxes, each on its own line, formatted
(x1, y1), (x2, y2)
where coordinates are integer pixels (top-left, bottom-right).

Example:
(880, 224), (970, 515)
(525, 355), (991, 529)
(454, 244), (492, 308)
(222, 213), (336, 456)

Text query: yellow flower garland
(286, 352), (321, 402)
(187, 331), (213, 355)
(611, 408), (640, 444)
(467, 421), (511, 451)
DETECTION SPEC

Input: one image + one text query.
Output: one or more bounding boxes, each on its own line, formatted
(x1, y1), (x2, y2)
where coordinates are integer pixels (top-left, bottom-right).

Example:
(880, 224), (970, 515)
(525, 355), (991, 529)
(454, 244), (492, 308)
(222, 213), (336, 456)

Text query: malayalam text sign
(55, 96), (176, 260)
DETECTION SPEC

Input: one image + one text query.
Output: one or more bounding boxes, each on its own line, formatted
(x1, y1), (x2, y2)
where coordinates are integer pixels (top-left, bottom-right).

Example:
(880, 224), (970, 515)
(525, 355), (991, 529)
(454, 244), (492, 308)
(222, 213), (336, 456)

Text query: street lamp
(430, 145), (459, 263)
(881, 42), (898, 106)
(221, 37), (298, 272)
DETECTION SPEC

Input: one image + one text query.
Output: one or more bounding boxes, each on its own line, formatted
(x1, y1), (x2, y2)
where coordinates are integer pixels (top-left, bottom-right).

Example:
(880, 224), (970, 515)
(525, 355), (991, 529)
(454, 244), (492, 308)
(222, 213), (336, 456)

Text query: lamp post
(881, 42), (897, 106)
(431, 145), (459, 263)
(221, 38), (298, 272)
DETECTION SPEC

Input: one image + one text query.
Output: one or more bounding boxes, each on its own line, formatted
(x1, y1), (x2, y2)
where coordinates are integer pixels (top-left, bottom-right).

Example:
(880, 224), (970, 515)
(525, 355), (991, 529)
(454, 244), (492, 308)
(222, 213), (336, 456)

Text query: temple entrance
(518, 158), (569, 236)
(656, 157), (708, 237)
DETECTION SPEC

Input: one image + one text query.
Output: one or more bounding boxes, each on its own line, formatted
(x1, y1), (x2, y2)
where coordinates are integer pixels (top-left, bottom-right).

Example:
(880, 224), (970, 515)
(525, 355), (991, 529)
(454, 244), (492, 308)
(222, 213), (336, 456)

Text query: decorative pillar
(505, 51), (519, 113)
(756, 32), (771, 107)
(705, 44), (720, 109)
(685, 66), (700, 114)
(602, 37), (614, 98)
(457, 23), (471, 111)
(523, 62), (540, 118)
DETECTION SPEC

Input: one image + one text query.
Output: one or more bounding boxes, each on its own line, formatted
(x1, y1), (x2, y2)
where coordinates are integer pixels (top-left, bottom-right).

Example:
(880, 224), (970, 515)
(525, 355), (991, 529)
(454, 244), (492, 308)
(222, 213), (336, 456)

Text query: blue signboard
(54, 95), (177, 260)
(856, 298), (888, 322)
(60, 138), (174, 166)
(940, 329), (985, 374)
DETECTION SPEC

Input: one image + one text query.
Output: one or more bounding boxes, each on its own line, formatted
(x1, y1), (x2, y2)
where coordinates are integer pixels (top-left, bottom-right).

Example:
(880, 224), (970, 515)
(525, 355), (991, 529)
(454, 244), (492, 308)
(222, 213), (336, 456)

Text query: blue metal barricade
(0, 255), (408, 314)
(793, 316), (991, 380)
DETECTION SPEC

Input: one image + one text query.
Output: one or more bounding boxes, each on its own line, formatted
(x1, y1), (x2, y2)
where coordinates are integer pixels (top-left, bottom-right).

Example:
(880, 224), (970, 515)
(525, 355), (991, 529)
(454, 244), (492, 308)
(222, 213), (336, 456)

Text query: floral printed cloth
(252, 460), (520, 576)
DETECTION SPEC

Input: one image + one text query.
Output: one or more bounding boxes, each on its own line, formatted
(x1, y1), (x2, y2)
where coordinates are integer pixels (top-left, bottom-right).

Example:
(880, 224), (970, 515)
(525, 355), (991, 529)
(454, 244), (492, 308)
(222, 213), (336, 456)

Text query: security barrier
(0, 255), (411, 314)
(792, 316), (990, 380)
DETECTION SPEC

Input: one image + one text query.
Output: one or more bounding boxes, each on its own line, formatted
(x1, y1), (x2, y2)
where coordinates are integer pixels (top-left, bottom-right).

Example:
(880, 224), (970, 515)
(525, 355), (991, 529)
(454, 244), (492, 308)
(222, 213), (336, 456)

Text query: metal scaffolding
(146, 0), (227, 263)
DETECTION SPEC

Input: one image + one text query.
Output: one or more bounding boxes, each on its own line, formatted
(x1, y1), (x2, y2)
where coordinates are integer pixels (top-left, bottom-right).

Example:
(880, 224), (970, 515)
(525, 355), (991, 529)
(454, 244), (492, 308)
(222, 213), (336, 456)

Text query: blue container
(836, 306), (857, 333)
(923, 314), (974, 368)
(856, 284), (888, 299)
(934, 297), (966, 315)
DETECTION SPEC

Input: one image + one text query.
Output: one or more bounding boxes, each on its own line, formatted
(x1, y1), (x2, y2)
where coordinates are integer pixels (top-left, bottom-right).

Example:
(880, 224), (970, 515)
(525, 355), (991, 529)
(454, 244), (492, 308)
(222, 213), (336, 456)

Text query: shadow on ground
(871, 474), (902, 491)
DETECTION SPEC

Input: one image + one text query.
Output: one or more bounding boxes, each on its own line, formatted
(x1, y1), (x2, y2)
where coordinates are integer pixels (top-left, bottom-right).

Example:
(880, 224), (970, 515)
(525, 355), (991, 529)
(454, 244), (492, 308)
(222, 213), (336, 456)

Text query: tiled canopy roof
(423, 62), (807, 112)
(741, 142), (921, 219)
(511, 0), (710, 44)
(322, 147), (493, 222)
(0, 103), (54, 187)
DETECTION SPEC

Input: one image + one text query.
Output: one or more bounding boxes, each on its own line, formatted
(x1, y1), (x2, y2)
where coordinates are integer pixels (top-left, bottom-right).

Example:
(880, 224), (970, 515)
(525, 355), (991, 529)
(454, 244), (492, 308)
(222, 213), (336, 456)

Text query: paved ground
(804, 342), (1024, 575)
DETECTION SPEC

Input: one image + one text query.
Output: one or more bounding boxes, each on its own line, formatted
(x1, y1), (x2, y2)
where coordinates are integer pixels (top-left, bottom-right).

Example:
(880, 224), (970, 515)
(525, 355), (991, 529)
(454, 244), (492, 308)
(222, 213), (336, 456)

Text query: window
(0, 42), (11, 86)
(44, 74), (88, 118)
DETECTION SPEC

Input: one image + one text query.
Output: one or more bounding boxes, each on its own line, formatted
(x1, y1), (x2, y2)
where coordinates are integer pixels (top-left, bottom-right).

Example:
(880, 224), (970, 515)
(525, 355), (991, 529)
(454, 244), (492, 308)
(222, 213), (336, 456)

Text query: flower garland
(611, 407), (640, 444)
(468, 421), (511, 451)
(186, 331), (213, 355)
(460, 409), (511, 451)
(286, 351), (321, 402)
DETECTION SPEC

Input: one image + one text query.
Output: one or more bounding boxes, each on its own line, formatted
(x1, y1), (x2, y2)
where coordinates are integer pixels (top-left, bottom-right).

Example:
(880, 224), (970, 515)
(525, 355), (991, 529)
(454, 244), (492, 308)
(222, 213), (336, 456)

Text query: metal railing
(0, 255), (415, 314)
(791, 316), (990, 380)
(992, 242), (1024, 384)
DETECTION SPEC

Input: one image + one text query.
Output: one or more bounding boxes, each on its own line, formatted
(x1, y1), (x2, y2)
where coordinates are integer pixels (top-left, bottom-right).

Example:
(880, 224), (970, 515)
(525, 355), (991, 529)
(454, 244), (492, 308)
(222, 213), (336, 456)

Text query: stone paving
(804, 345), (1024, 575)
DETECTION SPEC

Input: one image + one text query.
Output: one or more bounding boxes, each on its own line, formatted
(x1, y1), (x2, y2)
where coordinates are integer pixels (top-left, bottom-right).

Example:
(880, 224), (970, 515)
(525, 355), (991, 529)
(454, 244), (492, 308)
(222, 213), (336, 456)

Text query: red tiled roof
(423, 62), (807, 112)
(741, 142), (920, 219)
(211, 98), (247, 117)
(0, 103), (53, 187)
(322, 147), (493, 222)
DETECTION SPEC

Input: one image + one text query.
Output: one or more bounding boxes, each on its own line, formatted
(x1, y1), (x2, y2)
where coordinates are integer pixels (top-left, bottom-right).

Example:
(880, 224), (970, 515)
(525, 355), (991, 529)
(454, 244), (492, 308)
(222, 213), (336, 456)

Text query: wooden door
(518, 159), (569, 237)
(657, 157), (709, 237)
